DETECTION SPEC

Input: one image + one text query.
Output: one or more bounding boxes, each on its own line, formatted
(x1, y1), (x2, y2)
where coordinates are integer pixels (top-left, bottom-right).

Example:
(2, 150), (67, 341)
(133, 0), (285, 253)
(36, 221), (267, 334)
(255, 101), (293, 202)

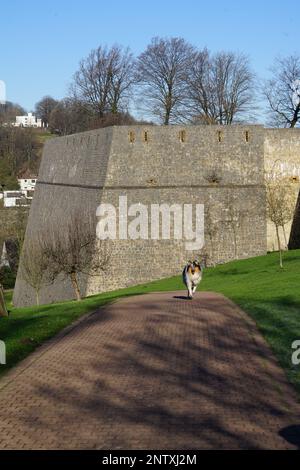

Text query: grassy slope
(1, 250), (300, 397)
(203, 251), (300, 396)
(35, 131), (56, 145)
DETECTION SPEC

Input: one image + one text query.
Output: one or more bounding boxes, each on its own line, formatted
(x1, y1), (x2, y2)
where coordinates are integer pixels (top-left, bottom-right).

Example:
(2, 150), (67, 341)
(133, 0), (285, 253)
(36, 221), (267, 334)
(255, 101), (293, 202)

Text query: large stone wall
(14, 125), (267, 307)
(13, 128), (113, 306)
(264, 129), (300, 251)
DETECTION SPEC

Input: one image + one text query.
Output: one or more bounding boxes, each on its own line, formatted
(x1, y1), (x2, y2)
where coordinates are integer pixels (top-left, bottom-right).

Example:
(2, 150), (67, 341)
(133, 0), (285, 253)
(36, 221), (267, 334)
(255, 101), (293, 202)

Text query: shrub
(0, 266), (16, 289)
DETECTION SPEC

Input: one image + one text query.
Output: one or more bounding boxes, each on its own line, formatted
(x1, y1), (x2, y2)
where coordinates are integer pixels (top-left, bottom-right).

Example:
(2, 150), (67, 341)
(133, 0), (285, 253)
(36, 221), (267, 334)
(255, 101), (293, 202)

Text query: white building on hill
(18, 171), (37, 191)
(2, 190), (32, 207)
(0, 171), (37, 207)
(14, 112), (42, 128)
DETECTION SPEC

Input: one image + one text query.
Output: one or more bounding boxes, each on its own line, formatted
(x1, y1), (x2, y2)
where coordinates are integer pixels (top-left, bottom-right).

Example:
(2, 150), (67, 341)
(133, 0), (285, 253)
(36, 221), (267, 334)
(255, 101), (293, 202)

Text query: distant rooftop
(18, 169), (38, 179)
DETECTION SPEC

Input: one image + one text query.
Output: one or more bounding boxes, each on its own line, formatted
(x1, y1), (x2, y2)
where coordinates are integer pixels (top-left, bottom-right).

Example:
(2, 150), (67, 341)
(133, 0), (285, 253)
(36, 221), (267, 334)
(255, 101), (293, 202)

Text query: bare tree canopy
(264, 54), (300, 128)
(49, 98), (91, 136)
(71, 45), (135, 117)
(187, 51), (256, 124)
(185, 48), (215, 124)
(20, 238), (55, 305)
(136, 37), (195, 124)
(0, 127), (41, 188)
(0, 101), (26, 126)
(265, 164), (296, 267)
(5, 38), (300, 136)
(35, 96), (59, 127)
(49, 98), (138, 136)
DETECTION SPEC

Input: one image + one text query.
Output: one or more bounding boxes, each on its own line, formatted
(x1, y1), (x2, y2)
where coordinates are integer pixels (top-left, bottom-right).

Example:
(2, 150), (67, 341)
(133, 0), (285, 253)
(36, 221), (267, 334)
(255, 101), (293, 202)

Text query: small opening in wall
(245, 130), (250, 142)
(144, 131), (149, 143)
(129, 131), (135, 143)
(217, 130), (223, 143)
(291, 176), (299, 183)
(147, 178), (157, 186)
(179, 130), (186, 143)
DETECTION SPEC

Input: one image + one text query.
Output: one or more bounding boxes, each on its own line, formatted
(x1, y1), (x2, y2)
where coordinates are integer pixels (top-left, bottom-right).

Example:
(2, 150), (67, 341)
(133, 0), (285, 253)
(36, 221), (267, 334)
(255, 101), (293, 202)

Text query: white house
(18, 174), (37, 191)
(3, 190), (33, 207)
(14, 112), (42, 128)
(0, 171), (37, 207)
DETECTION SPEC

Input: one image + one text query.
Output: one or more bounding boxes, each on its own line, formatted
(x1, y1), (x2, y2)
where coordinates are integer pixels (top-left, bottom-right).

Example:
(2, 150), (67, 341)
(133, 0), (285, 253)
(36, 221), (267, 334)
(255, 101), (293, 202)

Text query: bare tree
(35, 96), (59, 128)
(20, 239), (55, 305)
(187, 51), (256, 124)
(49, 98), (92, 135)
(0, 127), (40, 184)
(49, 98), (139, 136)
(71, 45), (135, 118)
(264, 55), (300, 128)
(108, 48), (135, 114)
(265, 169), (296, 268)
(0, 101), (26, 126)
(136, 37), (195, 124)
(42, 215), (109, 301)
(186, 48), (217, 124)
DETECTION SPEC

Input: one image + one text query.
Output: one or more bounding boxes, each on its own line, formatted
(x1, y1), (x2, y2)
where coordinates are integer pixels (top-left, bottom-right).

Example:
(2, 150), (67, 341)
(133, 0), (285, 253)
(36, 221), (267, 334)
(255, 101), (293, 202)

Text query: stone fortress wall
(264, 128), (300, 251)
(13, 125), (299, 307)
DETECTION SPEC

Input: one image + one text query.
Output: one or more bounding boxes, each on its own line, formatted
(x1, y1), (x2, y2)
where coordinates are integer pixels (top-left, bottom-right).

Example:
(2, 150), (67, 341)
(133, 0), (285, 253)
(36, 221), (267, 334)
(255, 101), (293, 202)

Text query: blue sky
(1, 0), (299, 118)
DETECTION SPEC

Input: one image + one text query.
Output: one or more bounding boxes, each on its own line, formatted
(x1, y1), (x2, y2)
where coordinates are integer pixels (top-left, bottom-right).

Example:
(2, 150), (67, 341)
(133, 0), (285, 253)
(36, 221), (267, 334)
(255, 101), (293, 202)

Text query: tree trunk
(282, 225), (288, 249)
(232, 230), (238, 259)
(164, 111), (170, 125)
(275, 225), (283, 268)
(209, 234), (216, 267)
(70, 272), (81, 301)
(35, 290), (40, 306)
(290, 104), (300, 128)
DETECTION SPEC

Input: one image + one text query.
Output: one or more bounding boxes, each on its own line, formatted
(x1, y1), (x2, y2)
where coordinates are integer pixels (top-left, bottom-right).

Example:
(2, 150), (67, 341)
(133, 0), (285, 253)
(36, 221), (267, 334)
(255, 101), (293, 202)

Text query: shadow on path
(0, 291), (299, 449)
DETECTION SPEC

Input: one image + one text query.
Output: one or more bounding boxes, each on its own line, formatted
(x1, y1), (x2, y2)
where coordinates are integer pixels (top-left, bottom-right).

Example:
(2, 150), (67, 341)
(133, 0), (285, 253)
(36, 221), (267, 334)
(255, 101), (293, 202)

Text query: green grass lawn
(35, 130), (56, 144)
(1, 249), (300, 398)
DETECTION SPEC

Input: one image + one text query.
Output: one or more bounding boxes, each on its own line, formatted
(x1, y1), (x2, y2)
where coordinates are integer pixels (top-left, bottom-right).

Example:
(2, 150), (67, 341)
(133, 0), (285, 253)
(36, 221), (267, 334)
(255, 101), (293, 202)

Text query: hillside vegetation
(0, 128), (53, 189)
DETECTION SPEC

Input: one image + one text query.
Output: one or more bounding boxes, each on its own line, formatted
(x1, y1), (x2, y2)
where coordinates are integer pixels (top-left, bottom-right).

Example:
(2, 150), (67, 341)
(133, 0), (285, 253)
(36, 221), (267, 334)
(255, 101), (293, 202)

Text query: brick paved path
(0, 291), (300, 449)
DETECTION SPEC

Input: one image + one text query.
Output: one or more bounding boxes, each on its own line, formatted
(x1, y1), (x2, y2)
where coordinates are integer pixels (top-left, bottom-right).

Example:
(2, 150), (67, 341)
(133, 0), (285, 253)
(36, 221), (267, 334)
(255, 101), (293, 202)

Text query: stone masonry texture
(264, 128), (300, 251)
